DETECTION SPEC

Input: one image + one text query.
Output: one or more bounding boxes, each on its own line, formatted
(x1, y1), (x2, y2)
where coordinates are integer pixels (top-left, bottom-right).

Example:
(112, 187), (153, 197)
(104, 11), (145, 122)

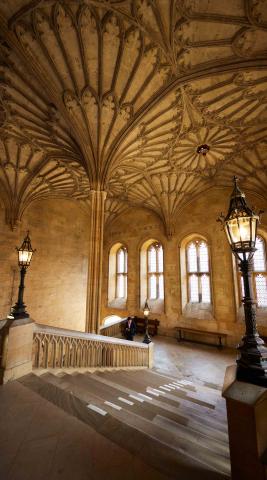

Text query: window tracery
(116, 247), (127, 299)
(240, 235), (267, 307)
(147, 243), (164, 300)
(186, 240), (211, 304)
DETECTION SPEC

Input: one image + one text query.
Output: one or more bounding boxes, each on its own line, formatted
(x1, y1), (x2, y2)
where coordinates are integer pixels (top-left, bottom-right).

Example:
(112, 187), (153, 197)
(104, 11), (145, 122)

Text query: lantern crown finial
(231, 176), (245, 201)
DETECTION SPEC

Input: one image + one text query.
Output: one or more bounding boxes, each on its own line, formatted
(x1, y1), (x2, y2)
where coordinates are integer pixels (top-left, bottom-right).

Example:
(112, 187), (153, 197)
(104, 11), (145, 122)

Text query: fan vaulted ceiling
(0, 0), (267, 234)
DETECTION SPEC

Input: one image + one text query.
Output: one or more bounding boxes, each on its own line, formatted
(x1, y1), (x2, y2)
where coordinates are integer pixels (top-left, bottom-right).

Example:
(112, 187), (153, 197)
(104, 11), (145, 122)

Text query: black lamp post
(11, 231), (35, 320)
(143, 300), (151, 344)
(218, 177), (267, 386)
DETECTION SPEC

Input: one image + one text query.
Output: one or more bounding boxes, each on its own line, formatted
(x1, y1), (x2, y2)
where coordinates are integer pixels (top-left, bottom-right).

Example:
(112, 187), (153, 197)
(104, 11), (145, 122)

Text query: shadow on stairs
(17, 370), (230, 480)
(18, 368), (230, 480)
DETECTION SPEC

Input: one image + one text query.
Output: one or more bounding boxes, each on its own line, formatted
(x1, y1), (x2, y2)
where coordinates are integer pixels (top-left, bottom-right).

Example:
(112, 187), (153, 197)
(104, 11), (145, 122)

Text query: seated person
(125, 316), (136, 341)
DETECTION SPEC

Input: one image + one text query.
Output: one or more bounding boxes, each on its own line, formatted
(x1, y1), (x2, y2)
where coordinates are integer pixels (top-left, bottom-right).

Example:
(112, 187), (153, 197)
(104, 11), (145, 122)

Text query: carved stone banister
(33, 323), (152, 371)
(100, 317), (127, 337)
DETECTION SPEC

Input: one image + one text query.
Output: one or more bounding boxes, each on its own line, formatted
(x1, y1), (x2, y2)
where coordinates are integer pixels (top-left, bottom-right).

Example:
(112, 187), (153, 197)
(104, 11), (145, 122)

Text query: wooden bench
(175, 326), (227, 348)
(134, 317), (160, 336)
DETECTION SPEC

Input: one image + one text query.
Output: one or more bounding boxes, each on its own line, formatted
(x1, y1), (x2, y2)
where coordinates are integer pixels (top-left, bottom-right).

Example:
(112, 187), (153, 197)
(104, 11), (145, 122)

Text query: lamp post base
(11, 304), (29, 320)
(143, 331), (151, 344)
(236, 366), (267, 387)
(236, 333), (267, 387)
(143, 317), (151, 344)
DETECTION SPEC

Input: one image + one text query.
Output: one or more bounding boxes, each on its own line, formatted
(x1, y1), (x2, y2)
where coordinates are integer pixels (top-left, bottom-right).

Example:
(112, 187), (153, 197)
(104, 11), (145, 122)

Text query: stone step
(99, 403), (230, 476)
(92, 371), (228, 433)
(40, 373), (229, 466)
(94, 370), (216, 408)
(93, 370), (226, 423)
(125, 369), (224, 407)
(51, 372), (229, 445)
(118, 369), (222, 398)
(20, 373), (229, 480)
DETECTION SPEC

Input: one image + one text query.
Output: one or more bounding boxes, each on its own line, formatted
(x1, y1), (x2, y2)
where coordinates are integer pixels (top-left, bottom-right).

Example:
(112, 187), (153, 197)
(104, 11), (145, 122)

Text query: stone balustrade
(33, 323), (152, 370)
(99, 317), (127, 337)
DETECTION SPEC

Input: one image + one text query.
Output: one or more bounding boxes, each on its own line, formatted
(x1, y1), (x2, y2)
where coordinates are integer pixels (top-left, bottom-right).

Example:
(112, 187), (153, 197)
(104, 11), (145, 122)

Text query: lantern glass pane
(251, 217), (257, 244)
(19, 250), (32, 266)
(227, 217), (251, 244)
(227, 218), (239, 244)
(239, 217), (251, 242)
(224, 225), (232, 246)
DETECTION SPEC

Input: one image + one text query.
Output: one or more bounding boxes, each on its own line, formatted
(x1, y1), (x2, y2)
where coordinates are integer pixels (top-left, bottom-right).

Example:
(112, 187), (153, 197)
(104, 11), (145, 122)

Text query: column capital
(88, 190), (107, 201)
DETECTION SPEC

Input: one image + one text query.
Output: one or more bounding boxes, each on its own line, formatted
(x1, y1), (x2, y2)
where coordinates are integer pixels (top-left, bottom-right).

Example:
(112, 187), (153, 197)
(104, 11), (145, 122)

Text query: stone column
(163, 237), (180, 330)
(86, 190), (107, 333)
(85, 190), (107, 333)
(126, 246), (137, 315)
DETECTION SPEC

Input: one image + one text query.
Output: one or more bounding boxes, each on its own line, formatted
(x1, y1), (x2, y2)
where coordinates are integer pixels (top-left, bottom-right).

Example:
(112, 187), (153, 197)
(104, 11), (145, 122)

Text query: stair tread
(20, 373), (229, 480)
(93, 371), (227, 429)
(40, 373), (230, 463)
(45, 372), (229, 444)
(94, 372), (227, 430)
(94, 370), (227, 426)
(121, 369), (222, 395)
(119, 370), (222, 405)
(94, 370), (216, 407)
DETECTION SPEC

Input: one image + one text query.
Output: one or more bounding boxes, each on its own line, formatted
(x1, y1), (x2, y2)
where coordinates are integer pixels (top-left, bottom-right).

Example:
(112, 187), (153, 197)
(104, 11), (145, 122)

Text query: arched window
(186, 239), (211, 303)
(108, 243), (127, 308)
(240, 235), (267, 307)
(140, 239), (164, 314)
(147, 243), (164, 300)
(116, 247), (127, 299)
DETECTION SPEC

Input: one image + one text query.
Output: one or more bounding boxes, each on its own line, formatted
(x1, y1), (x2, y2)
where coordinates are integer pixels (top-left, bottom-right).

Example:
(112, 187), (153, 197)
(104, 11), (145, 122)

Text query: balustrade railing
(33, 323), (152, 370)
(100, 317), (127, 337)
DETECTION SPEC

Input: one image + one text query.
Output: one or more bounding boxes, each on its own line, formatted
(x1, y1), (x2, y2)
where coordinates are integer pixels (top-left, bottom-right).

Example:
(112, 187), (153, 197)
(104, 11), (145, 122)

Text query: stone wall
(1, 186), (267, 345)
(0, 198), (89, 331)
(102, 188), (267, 346)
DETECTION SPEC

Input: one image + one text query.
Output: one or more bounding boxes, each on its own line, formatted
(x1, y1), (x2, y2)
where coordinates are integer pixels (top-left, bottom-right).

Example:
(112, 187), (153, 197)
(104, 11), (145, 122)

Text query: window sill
(182, 302), (214, 320)
(108, 298), (127, 310)
(145, 298), (164, 314)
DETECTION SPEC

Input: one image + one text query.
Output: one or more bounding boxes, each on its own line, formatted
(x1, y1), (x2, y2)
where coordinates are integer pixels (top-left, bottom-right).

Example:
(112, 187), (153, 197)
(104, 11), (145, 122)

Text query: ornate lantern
(218, 177), (267, 386)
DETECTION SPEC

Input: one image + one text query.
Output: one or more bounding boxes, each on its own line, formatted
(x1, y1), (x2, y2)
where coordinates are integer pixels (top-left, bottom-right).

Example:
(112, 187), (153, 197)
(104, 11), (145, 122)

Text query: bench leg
(218, 335), (223, 349)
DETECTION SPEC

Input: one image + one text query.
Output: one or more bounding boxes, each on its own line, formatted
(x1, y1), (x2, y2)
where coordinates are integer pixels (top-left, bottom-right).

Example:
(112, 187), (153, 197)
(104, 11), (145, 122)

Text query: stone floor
(150, 335), (236, 387)
(0, 335), (235, 480)
(0, 381), (173, 480)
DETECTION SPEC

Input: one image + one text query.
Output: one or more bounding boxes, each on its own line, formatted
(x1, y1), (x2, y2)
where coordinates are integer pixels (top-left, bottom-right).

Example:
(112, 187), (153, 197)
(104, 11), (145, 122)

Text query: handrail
(100, 317), (127, 337)
(33, 323), (151, 370)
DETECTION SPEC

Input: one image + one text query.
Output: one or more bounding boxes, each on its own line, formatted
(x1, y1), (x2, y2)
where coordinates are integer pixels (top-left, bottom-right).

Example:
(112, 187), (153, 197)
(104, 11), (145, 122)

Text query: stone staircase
(19, 369), (231, 480)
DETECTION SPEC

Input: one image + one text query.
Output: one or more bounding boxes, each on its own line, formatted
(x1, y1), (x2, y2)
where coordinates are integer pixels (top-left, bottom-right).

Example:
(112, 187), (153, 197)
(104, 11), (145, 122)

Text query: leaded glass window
(147, 243), (164, 300)
(186, 240), (211, 303)
(116, 247), (127, 298)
